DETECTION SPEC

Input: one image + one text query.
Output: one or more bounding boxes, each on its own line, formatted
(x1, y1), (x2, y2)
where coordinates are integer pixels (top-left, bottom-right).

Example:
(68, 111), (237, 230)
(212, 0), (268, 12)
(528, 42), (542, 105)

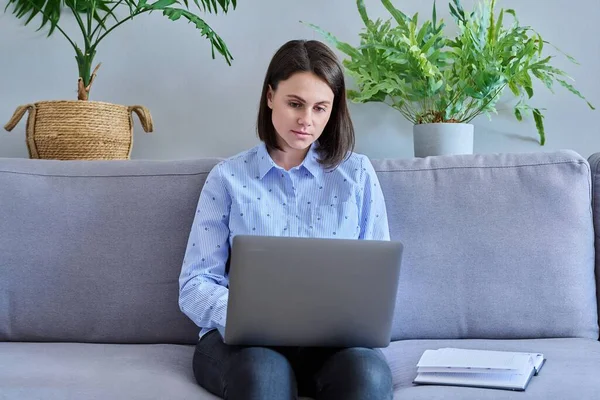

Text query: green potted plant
(306, 0), (594, 157)
(4, 0), (237, 160)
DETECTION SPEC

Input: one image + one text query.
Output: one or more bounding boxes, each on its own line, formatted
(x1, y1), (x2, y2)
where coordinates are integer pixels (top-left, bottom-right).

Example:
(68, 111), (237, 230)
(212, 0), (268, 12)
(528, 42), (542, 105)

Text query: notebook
(414, 348), (546, 391)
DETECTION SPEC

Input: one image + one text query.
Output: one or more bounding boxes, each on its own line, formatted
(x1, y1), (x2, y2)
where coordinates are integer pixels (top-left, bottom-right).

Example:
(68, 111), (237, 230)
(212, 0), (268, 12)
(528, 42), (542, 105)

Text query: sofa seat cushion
(3, 338), (598, 399)
(383, 338), (600, 399)
(0, 342), (319, 400)
(0, 342), (218, 400)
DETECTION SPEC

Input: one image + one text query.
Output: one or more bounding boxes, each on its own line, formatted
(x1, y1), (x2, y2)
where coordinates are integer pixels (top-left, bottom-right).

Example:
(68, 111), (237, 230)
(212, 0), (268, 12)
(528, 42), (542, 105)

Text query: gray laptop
(224, 235), (403, 348)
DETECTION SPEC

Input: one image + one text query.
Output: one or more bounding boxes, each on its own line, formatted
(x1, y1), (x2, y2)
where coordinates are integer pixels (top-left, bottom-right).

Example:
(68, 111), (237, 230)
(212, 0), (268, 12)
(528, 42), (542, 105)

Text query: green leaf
(531, 69), (554, 92)
(494, 9), (504, 44)
(522, 72), (534, 98)
(449, 3), (460, 21)
(539, 65), (570, 78)
(161, 7), (233, 65)
(411, 12), (419, 28)
(42, 0), (61, 36)
(488, 0), (495, 44)
(556, 78), (591, 103)
(451, 0), (466, 20)
(537, 33), (543, 56)
(530, 56), (552, 69)
(532, 108), (545, 145)
(303, 22), (362, 59)
(148, 0), (179, 9)
(380, 0), (409, 29)
(421, 30), (443, 54)
(356, 0), (370, 27)
(505, 8), (517, 22)
(416, 21), (429, 44)
(5, 0), (62, 36)
(457, 0), (466, 18)
(200, 0), (216, 13)
(514, 106), (522, 121)
(543, 41), (580, 65)
(464, 86), (484, 99)
(508, 81), (520, 96)
(347, 89), (361, 101)
(190, 0), (233, 13)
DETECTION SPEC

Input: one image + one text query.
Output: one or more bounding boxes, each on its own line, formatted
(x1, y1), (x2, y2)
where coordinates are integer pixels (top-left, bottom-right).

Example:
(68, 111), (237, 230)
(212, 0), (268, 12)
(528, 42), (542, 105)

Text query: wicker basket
(4, 100), (153, 160)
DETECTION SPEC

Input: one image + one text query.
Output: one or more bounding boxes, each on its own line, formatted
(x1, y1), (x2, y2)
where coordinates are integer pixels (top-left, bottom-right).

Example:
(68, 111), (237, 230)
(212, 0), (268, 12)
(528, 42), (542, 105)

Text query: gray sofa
(1, 148), (599, 399)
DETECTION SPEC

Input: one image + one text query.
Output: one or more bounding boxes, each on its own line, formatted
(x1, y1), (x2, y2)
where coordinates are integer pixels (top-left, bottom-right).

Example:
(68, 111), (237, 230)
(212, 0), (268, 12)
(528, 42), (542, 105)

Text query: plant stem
(447, 87), (466, 113)
(386, 99), (414, 123)
(457, 97), (476, 121)
(91, 1), (122, 41)
(464, 85), (506, 122)
(404, 100), (419, 122)
(70, 6), (90, 48)
(65, 3), (98, 91)
(54, 26), (78, 53)
(88, 1), (95, 39)
(420, 97), (429, 118)
(92, 10), (146, 51)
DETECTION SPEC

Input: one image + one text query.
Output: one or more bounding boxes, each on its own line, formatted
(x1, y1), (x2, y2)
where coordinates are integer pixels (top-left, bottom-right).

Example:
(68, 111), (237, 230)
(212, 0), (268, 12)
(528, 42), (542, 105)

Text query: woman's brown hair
(256, 40), (355, 169)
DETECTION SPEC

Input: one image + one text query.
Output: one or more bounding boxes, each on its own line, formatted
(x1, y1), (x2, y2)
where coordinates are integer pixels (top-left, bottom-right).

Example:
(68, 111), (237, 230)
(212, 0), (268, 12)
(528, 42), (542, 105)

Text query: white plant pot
(413, 123), (474, 158)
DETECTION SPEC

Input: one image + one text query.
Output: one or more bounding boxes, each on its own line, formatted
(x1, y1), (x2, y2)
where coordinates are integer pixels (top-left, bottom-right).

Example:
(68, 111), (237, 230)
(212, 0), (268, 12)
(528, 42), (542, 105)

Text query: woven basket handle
(129, 105), (154, 133)
(4, 104), (35, 132)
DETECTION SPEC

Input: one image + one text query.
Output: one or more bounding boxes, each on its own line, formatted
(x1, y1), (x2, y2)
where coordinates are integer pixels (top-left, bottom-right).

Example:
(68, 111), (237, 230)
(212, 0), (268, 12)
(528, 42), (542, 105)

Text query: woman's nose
(297, 109), (312, 127)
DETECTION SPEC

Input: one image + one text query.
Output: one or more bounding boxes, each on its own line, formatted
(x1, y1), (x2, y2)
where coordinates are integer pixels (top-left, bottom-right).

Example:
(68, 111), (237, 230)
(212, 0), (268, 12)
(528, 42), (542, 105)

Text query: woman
(179, 39), (393, 400)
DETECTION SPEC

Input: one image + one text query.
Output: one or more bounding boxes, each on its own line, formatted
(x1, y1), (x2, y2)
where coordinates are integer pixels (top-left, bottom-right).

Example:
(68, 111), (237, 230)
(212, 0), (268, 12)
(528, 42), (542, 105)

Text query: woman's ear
(267, 85), (274, 109)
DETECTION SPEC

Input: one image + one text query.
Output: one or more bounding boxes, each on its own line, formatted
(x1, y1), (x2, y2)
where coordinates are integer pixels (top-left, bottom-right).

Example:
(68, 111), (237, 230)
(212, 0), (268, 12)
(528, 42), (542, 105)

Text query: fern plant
(306, 0), (594, 145)
(5, 0), (237, 100)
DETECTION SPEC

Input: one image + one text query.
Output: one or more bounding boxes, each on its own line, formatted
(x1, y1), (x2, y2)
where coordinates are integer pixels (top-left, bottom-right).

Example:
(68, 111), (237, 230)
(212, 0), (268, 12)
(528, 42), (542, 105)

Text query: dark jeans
(193, 330), (393, 400)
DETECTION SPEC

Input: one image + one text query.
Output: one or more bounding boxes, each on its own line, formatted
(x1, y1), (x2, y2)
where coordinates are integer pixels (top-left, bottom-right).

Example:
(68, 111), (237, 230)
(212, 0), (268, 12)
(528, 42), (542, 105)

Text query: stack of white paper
(414, 348), (545, 391)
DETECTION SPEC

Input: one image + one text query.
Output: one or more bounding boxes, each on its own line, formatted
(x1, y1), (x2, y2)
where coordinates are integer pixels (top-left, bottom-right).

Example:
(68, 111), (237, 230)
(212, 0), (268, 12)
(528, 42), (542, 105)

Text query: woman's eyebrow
(286, 94), (331, 105)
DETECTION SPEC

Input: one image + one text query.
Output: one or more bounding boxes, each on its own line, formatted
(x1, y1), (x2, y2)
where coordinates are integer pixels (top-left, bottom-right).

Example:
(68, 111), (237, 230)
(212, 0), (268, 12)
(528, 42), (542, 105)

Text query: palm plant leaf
(5, 0), (238, 99)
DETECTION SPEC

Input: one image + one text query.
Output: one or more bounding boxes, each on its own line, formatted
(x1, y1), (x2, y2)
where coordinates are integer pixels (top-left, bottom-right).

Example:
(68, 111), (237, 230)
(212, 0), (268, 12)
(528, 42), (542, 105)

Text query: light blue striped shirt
(179, 142), (390, 339)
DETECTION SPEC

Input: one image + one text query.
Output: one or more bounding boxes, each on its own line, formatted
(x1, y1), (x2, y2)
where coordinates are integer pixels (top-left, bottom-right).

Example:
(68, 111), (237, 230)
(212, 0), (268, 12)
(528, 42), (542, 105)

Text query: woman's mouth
(292, 130), (311, 137)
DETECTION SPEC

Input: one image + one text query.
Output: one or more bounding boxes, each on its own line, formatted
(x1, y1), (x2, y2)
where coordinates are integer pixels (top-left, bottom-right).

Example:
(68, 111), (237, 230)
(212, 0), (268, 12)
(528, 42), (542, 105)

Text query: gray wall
(1, 0), (598, 160)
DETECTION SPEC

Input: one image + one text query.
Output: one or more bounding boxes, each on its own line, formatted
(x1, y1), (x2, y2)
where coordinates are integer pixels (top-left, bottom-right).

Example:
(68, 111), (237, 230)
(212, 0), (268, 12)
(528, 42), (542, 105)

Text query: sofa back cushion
(373, 150), (599, 341)
(2, 149), (598, 344)
(586, 152), (600, 332)
(0, 158), (217, 344)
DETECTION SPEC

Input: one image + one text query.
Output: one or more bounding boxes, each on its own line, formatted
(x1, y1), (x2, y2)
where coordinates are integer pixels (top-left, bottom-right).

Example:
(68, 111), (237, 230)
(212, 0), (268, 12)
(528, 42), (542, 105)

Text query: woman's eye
(289, 102), (302, 108)
(315, 106), (327, 113)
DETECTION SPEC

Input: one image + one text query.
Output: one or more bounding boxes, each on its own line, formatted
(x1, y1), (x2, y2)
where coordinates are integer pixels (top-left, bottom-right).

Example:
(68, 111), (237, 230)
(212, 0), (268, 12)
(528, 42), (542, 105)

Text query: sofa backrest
(0, 158), (216, 344)
(586, 153), (600, 332)
(374, 150), (599, 341)
(1, 149), (598, 344)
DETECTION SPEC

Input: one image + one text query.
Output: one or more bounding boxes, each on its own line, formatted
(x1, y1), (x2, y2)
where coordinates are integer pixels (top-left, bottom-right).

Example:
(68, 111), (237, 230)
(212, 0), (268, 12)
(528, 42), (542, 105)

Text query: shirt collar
(256, 141), (322, 180)
(301, 142), (322, 178)
(257, 143), (277, 179)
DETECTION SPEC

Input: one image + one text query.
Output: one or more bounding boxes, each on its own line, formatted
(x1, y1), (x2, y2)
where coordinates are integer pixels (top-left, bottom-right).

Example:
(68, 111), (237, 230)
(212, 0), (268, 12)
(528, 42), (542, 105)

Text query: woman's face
(267, 71), (334, 154)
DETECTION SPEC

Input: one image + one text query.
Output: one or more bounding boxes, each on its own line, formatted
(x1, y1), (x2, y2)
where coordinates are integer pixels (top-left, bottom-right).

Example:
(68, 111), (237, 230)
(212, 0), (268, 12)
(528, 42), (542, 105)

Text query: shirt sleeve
(358, 155), (391, 241)
(179, 162), (231, 333)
